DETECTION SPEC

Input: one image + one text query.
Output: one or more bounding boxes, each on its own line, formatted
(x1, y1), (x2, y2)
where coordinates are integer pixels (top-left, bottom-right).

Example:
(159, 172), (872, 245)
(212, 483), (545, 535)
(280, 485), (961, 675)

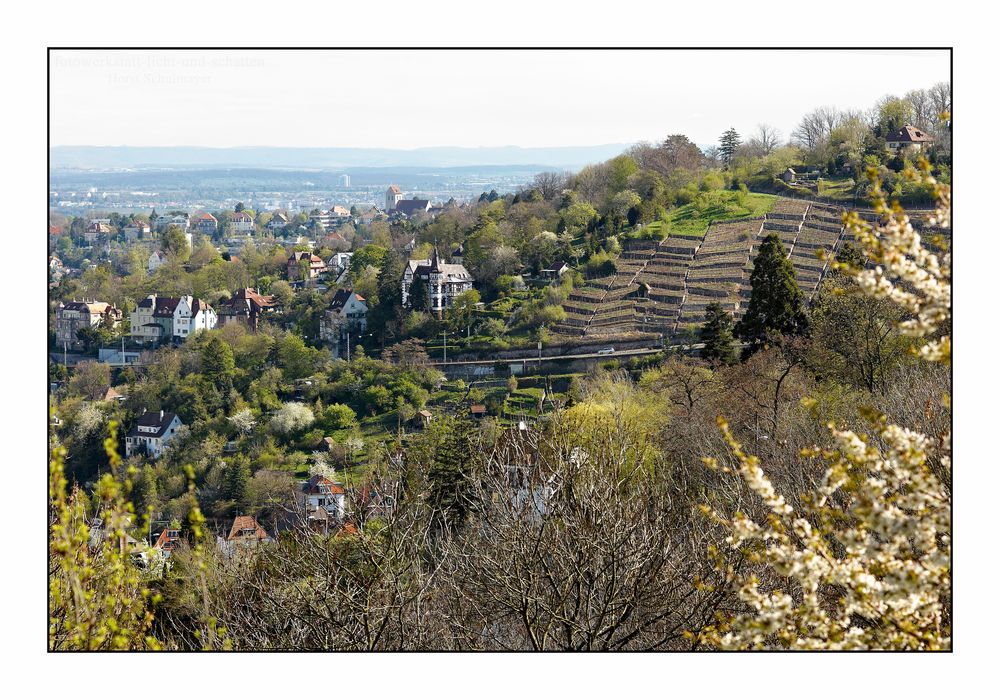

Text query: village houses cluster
(53, 185), (474, 362)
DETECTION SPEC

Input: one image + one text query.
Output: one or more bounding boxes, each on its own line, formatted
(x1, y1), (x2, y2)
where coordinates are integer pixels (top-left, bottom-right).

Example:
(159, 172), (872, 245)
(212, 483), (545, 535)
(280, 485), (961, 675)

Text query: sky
(49, 49), (950, 150)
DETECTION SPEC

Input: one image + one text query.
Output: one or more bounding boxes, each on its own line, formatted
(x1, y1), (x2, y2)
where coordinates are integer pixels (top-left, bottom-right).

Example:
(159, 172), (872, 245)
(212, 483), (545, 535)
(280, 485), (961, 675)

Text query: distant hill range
(50, 144), (631, 170)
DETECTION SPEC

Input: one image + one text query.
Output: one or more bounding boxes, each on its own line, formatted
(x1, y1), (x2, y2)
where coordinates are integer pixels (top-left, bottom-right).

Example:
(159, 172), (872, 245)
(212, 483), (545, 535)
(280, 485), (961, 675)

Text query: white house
(131, 294), (215, 344)
(125, 410), (183, 459)
(173, 295), (217, 339)
(229, 211), (256, 235)
(402, 247), (474, 311)
(319, 289), (367, 351)
(154, 213), (190, 233)
(148, 250), (167, 273)
(300, 475), (347, 521)
(327, 252), (353, 277)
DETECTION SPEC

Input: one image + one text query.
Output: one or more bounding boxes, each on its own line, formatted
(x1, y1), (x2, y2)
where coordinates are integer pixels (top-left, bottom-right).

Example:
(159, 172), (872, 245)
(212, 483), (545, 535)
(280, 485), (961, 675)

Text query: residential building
(309, 207), (351, 231)
(328, 251), (352, 277)
(540, 261), (571, 280)
(123, 220), (151, 241)
(451, 243), (464, 265)
(192, 211), (218, 236)
(287, 251), (328, 280)
(886, 125), (935, 151)
(267, 211), (289, 232)
(130, 293), (216, 344)
(358, 207), (385, 226)
(153, 527), (183, 556)
(217, 287), (276, 332)
(401, 247), (474, 311)
(125, 410), (183, 459)
(83, 221), (111, 244)
(131, 294), (179, 344)
(55, 300), (123, 347)
(301, 475), (347, 522)
(225, 515), (270, 547)
(339, 174), (351, 188)
(319, 289), (367, 352)
(385, 184), (403, 211)
(229, 211), (256, 235)
(153, 213), (190, 233)
(173, 295), (217, 339)
(148, 250), (167, 273)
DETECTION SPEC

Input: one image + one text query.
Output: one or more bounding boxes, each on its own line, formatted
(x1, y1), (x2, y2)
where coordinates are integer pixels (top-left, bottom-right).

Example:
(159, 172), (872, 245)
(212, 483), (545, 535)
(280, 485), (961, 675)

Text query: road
(429, 344), (703, 366)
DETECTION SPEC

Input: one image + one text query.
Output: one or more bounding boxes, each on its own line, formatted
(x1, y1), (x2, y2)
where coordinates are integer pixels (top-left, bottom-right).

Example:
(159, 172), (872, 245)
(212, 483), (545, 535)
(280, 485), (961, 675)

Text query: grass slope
(650, 191), (777, 239)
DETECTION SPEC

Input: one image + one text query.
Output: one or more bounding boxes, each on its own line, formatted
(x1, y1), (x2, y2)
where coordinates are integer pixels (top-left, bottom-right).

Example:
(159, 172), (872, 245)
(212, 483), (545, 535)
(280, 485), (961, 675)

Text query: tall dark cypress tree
(700, 302), (738, 364)
(409, 274), (429, 312)
(370, 248), (404, 340)
(736, 233), (808, 352)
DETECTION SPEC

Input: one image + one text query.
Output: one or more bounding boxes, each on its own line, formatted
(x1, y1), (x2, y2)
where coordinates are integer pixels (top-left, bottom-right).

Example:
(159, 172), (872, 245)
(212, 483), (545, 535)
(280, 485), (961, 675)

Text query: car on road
(597, 347), (615, 355)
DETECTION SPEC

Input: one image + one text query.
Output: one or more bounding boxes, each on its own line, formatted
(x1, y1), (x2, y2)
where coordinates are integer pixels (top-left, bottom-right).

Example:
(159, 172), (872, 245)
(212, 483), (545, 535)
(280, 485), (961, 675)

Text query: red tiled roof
(303, 474), (346, 495)
(227, 515), (268, 542)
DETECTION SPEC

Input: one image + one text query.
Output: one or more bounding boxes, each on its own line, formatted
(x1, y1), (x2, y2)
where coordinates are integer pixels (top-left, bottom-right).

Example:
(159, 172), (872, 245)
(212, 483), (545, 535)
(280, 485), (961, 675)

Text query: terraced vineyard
(552, 197), (854, 340)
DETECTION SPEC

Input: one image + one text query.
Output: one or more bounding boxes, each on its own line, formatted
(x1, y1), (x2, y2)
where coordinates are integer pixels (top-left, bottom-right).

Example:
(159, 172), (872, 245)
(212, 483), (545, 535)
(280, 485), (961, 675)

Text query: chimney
(160, 410), (164, 421)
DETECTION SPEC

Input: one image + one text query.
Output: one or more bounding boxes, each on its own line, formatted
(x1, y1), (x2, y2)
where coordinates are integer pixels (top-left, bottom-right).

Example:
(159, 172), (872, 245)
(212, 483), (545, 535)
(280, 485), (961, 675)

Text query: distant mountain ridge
(50, 144), (631, 170)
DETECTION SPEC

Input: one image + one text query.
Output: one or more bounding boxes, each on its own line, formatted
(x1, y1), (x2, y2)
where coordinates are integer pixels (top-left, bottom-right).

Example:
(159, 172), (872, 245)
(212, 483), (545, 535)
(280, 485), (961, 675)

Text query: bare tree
(434, 421), (732, 650)
(791, 106), (840, 150)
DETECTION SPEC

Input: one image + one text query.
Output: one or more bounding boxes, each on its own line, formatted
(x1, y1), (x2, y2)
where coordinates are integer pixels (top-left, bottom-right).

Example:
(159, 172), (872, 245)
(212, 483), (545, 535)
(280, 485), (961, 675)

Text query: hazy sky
(50, 49), (950, 149)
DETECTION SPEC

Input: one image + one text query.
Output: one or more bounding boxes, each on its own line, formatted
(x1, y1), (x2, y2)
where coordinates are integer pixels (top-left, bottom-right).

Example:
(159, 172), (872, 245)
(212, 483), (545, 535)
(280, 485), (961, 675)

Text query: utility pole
(442, 330), (447, 364)
(346, 329), (350, 363)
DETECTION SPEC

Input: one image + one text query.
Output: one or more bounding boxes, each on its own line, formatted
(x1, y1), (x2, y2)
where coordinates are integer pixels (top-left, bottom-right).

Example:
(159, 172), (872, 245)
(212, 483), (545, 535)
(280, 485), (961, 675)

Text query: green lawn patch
(658, 191), (777, 239)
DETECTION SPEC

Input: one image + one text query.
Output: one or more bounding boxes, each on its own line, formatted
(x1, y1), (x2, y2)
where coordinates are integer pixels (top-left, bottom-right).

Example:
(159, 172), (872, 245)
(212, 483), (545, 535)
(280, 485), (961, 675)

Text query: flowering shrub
(48, 421), (162, 650)
(699, 160), (951, 650)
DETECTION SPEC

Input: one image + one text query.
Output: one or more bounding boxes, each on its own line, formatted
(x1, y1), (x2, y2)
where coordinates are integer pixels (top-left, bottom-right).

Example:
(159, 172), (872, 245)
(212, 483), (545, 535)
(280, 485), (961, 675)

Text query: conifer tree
(735, 233), (808, 351)
(719, 128), (741, 166)
(700, 302), (738, 364)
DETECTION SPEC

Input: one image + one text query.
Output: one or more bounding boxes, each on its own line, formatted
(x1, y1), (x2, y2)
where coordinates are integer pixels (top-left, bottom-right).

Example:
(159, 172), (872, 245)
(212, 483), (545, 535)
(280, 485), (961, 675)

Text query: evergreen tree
(224, 455), (252, 511)
(370, 248), (404, 339)
(719, 127), (741, 166)
(425, 416), (477, 532)
(201, 335), (235, 394)
(700, 302), (738, 364)
(409, 274), (429, 312)
(735, 233), (808, 351)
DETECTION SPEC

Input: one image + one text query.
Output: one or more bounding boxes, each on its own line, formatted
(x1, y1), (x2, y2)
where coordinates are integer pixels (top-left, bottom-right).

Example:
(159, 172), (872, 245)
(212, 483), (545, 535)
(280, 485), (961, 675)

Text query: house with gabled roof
(300, 474), (347, 521)
(126, 410), (183, 458)
(226, 515), (270, 545)
(267, 211), (289, 232)
(287, 251), (328, 281)
(148, 250), (167, 273)
(192, 211), (218, 236)
(173, 295), (217, 339)
(153, 527), (183, 557)
(319, 289), (367, 351)
(229, 211), (256, 235)
(217, 287), (277, 332)
(131, 293), (216, 344)
(401, 246), (474, 311)
(55, 300), (123, 347)
(886, 125), (935, 151)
